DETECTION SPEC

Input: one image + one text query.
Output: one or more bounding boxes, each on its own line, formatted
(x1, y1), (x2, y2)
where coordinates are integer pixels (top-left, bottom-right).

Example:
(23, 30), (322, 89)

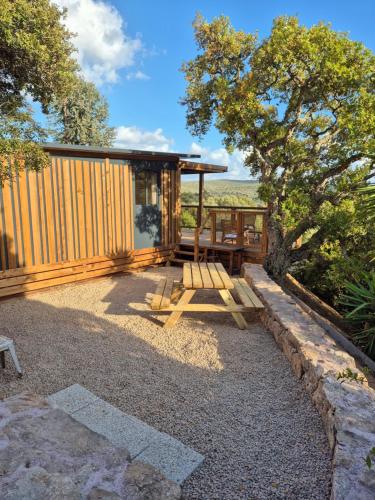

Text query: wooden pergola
(179, 160), (228, 261)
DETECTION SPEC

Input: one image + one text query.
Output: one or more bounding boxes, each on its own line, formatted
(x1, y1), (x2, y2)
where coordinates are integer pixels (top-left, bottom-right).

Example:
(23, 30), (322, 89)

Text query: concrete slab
(138, 431), (204, 484)
(48, 383), (99, 414)
(72, 398), (158, 458)
(48, 384), (204, 484)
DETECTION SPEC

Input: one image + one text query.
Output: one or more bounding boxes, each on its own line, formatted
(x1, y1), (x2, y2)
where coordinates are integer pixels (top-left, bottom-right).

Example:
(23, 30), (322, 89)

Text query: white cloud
(190, 142), (251, 179)
(54, 0), (143, 84)
(115, 126), (174, 152)
(125, 71), (150, 81)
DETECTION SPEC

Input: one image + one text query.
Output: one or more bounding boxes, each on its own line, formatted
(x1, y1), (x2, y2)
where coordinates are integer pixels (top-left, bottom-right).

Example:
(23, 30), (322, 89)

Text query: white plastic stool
(0, 335), (23, 377)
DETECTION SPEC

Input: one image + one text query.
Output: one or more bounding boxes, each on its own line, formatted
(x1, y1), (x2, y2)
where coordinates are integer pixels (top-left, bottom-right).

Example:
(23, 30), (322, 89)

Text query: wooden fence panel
(0, 156), (155, 272)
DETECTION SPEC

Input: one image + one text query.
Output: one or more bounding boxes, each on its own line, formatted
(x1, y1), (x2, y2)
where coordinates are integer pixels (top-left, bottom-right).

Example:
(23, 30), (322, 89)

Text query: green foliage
(181, 209), (196, 228)
(48, 77), (115, 147)
(336, 367), (366, 384)
(0, 0), (78, 183)
(0, 108), (49, 182)
(292, 196), (375, 304)
(181, 15), (375, 277)
(339, 272), (375, 358)
(364, 447), (375, 469)
(358, 185), (375, 223)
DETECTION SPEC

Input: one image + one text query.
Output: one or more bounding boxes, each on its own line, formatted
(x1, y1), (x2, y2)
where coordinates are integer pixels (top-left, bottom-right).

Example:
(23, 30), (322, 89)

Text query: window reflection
(135, 170), (159, 206)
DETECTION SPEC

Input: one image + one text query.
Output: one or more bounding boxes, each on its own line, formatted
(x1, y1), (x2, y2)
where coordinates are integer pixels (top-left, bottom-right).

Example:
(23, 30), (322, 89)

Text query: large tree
(48, 77), (116, 147)
(181, 15), (375, 279)
(0, 0), (77, 183)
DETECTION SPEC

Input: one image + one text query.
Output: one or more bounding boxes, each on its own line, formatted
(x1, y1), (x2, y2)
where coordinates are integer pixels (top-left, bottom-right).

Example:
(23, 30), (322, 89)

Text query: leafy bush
(339, 273), (375, 359)
(181, 209), (196, 228)
(293, 197), (375, 306)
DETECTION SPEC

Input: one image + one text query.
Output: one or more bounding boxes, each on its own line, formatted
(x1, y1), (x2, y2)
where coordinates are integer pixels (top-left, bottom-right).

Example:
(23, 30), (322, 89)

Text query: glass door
(133, 168), (161, 249)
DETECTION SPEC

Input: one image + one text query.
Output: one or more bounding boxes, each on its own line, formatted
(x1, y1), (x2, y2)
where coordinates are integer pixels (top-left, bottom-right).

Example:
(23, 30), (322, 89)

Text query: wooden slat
(62, 159), (75, 261)
(151, 278), (167, 310)
(52, 157), (63, 262)
(191, 262), (203, 288)
(199, 263), (214, 289)
(95, 161), (105, 256)
(31, 171), (44, 264)
(75, 160), (86, 259)
(162, 169), (168, 245)
(39, 170), (50, 263)
(57, 159), (67, 261)
(118, 163), (125, 253)
(2, 181), (17, 269)
(90, 161), (98, 256)
(175, 167), (181, 243)
(232, 278), (253, 307)
(105, 158), (113, 254)
(0, 253), (170, 298)
(163, 289), (196, 328)
(207, 262), (225, 289)
(183, 263), (193, 289)
(219, 289), (247, 329)
(13, 175), (25, 267)
(0, 245), (174, 279)
(161, 304), (252, 312)
(0, 188), (8, 270)
(83, 161), (93, 258)
(114, 163), (122, 254)
(160, 278), (174, 309)
(0, 255), (172, 291)
(214, 262), (234, 289)
(70, 160), (80, 260)
(18, 172), (33, 266)
(238, 278), (264, 308)
(124, 163), (131, 250)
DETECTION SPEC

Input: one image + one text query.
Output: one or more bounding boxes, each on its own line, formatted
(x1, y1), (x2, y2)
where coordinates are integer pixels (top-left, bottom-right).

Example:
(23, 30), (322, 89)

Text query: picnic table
(151, 262), (264, 329)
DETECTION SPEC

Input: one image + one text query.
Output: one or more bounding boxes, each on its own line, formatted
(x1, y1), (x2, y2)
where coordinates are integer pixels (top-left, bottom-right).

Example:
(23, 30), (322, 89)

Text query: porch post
(194, 172), (204, 262)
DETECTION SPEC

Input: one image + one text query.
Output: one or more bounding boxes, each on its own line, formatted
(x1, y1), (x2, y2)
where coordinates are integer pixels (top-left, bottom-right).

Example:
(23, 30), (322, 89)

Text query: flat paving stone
(138, 431), (204, 484)
(49, 384), (204, 484)
(48, 383), (99, 414)
(72, 398), (157, 458)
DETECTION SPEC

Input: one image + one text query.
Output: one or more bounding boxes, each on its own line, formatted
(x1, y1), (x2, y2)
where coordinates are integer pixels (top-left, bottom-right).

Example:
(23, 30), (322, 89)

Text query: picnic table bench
(150, 262), (264, 329)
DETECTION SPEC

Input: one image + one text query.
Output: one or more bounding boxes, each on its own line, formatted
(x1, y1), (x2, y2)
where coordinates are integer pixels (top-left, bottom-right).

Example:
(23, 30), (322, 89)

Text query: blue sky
(55, 0), (375, 179)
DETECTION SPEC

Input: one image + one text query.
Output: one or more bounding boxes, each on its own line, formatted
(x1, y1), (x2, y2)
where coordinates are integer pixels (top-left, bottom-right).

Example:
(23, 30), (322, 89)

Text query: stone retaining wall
(243, 264), (375, 500)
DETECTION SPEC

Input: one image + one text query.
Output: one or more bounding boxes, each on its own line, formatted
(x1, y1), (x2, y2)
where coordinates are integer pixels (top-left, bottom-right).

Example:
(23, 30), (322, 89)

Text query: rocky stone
(243, 264), (375, 500)
(124, 462), (181, 499)
(0, 393), (181, 500)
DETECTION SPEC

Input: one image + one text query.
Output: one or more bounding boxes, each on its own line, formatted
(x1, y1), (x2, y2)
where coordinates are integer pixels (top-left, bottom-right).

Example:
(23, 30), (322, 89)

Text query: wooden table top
(183, 262), (234, 290)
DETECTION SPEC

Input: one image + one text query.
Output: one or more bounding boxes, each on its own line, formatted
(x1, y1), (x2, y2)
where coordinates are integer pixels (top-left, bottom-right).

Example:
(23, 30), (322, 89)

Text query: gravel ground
(0, 266), (331, 499)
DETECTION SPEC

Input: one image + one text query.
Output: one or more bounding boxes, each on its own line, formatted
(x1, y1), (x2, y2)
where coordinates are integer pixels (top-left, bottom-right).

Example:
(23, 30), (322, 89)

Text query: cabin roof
(42, 142), (198, 160)
(179, 160), (227, 175)
(42, 143), (227, 174)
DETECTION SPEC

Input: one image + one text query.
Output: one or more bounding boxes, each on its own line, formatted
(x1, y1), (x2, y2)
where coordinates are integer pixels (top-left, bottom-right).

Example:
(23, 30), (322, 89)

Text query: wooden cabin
(0, 143), (229, 297)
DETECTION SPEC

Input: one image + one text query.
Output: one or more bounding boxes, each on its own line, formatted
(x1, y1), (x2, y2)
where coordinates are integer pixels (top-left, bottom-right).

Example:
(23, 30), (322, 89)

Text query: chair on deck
(243, 214), (258, 245)
(221, 220), (238, 244)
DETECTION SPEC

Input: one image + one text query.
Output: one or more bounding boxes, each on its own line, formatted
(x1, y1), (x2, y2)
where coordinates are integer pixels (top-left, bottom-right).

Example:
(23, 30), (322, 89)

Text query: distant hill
(181, 179), (262, 206)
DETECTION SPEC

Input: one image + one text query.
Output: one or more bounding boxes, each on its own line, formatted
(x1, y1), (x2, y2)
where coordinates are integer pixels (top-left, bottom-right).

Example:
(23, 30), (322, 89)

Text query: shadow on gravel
(0, 268), (332, 500)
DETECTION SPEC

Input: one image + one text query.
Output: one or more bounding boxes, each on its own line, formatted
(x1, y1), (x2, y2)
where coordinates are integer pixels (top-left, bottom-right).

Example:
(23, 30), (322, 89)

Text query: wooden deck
(179, 229), (265, 271)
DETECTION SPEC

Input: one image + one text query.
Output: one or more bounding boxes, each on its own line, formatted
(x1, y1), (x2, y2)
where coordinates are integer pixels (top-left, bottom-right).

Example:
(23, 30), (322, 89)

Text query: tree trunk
(264, 243), (291, 280)
(263, 215), (292, 280)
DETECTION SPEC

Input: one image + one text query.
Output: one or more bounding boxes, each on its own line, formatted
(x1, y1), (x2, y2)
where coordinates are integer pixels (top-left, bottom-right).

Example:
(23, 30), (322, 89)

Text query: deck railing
(181, 204), (268, 253)
(181, 204), (266, 229)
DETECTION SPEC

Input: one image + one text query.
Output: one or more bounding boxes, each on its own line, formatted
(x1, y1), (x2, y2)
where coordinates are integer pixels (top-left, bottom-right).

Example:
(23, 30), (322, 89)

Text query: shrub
(181, 209), (196, 228)
(339, 272), (375, 359)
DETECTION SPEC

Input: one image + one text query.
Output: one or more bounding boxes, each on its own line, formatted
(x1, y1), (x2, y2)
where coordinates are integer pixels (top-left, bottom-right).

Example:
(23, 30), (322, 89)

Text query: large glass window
(133, 167), (161, 249)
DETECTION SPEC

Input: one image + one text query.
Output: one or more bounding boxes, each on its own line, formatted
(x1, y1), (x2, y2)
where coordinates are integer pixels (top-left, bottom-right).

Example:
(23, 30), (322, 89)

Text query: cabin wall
(0, 155), (178, 297)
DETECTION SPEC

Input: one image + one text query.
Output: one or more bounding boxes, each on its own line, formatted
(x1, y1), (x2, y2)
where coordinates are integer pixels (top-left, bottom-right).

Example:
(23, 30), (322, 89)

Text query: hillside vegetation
(181, 179), (262, 206)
